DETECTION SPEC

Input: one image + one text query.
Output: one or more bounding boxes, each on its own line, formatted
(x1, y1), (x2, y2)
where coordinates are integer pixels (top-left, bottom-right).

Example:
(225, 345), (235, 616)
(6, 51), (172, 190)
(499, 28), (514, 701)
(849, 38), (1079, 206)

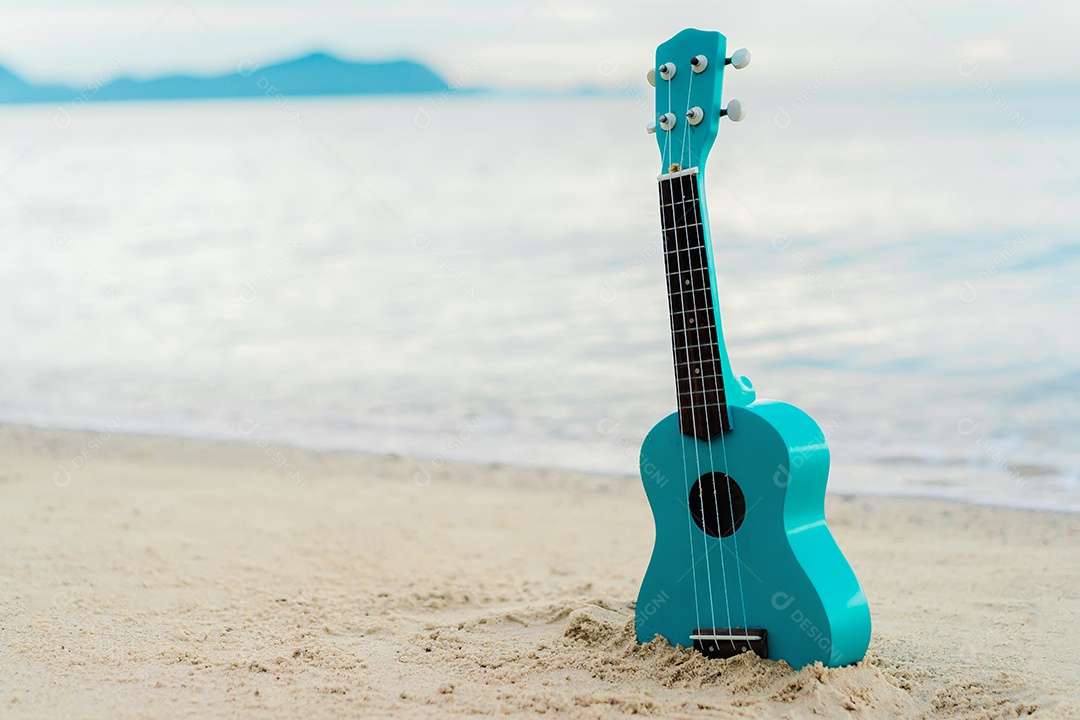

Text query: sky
(0, 0), (1077, 93)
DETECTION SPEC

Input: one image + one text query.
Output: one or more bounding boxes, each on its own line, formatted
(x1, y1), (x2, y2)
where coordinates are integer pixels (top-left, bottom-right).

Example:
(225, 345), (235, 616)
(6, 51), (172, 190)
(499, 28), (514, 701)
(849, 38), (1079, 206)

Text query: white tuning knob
(686, 107), (704, 126)
(647, 69), (656, 87)
(658, 62), (677, 81)
(690, 55), (708, 73)
(721, 99), (745, 122)
(727, 48), (751, 70)
(646, 121), (656, 134)
(658, 112), (677, 131)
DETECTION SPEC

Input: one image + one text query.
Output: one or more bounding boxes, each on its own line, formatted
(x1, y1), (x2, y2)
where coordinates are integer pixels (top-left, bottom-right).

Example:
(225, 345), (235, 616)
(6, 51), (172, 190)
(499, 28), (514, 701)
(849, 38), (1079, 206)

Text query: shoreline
(2, 420), (1073, 517)
(2, 423), (1079, 718)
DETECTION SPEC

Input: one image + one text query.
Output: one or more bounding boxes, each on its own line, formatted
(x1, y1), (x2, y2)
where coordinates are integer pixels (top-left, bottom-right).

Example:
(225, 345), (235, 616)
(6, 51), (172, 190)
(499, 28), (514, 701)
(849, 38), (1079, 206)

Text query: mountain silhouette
(0, 52), (449, 104)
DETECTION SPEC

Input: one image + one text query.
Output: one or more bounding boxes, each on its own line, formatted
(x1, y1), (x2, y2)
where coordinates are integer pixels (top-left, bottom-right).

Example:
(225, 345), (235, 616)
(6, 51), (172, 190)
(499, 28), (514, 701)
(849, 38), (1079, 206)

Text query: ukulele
(635, 29), (871, 669)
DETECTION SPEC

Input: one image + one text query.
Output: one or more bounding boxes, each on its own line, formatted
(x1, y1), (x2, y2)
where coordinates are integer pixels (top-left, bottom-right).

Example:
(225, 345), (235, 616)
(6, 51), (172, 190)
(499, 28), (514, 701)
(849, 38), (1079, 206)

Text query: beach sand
(1, 424), (1078, 719)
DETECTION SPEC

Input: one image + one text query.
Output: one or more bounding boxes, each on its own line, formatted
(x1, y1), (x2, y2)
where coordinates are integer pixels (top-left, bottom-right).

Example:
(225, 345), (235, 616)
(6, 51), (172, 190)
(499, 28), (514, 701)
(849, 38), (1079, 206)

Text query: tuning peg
(690, 55), (708, 73)
(646, 120), (656, 134)
(658, 62), (677, 81)
(686, 107), (704, 126)
(658, 113), (677, 131)
(720, 99), (745, 122)
(726, 48), (751, 70)
(647, 69), (656, 87)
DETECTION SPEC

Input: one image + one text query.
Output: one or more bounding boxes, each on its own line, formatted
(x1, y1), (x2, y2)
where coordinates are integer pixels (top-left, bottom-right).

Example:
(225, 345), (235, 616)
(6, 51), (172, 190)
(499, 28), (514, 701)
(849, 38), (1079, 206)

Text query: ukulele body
(636, 400), (871, 668)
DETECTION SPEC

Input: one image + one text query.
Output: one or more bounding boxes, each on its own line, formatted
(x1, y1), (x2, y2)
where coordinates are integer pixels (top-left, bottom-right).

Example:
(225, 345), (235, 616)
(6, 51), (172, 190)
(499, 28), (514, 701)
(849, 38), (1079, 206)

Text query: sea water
(1, 93), (1077, 510)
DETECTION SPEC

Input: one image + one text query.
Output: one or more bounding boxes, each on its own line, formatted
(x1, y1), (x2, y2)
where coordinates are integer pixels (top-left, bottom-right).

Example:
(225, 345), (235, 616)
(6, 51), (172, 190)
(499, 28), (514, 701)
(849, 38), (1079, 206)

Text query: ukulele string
(686, 64), (749, 650)
(672, 166), (730, 643)
(661, 77), (703, 638)
(692, 179), (749, 652)
(663, 79), (673, 174)
(660, 174), (702, 641)
(690, 67), (751, 645)
(686, 170), (738, 650)
(684, 68), (738, 646)
(681, 70), (694, 171)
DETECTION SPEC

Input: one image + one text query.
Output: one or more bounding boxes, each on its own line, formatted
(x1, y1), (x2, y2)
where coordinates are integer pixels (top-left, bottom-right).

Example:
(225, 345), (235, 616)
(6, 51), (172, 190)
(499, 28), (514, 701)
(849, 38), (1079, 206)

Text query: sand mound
(2, 428), (1075, 718)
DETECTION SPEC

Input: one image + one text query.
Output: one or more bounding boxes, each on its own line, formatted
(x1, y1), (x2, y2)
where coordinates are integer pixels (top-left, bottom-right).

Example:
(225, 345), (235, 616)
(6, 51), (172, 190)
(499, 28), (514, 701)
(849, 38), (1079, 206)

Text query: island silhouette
(0, 52), (448, 104)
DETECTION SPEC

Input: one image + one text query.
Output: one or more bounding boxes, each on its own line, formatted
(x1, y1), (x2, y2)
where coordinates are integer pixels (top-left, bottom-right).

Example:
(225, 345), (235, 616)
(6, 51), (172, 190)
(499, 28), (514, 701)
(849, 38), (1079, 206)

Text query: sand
(1, 424), (1078, 719)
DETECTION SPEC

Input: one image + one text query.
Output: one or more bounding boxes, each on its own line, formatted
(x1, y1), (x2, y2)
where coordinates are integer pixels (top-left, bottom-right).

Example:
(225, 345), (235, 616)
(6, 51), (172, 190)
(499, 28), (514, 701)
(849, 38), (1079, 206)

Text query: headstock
(647, 29), (750, 173)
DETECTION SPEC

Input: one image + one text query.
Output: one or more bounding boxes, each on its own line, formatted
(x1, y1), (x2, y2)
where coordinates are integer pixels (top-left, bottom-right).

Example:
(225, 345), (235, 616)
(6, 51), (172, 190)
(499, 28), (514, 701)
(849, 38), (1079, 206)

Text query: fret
(663, 215), (704, 234)
(675, 376), (727, 393)
(674, 370), (724, 385)
(666, 284), (711, 296)
(671, 325), (716, 338)
(676, 375), (728, 395)
(669, 354), (721, 375)
(673, 360), (721, 377)
(665, 239), (704, 254)
(670, 311), (714, 333)
(666, 274), (711, 297)
(672, 321), (715, 335)
(664, 257), (709, 273)
(669, 343), (721, 356)
(665, 267), (710, 284)
(660, 204), (701, 229)
(659, 172), (698, 198)
(677, 392), (728, 407)
(663, 225), (704, 236)
(672, 335), (719, 356)
(678, 407), (729, 437)
(676, 394), (728, 406)
(677, 375), (727, 391)
(667, 270), (711, 282)
(659, 192), (701, 203)
(669, 289), (713, 315)
(663, 242), (705, 263)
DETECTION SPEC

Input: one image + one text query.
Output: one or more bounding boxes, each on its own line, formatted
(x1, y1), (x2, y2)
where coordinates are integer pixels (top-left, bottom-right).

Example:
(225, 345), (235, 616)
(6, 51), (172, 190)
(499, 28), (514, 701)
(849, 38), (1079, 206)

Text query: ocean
(1, 92), (1077, 510)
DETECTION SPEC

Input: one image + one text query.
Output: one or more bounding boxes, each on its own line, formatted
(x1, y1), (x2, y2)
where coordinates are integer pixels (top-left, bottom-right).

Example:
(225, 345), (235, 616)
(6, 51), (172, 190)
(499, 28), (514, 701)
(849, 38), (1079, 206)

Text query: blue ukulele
(635, 29), (871, 669)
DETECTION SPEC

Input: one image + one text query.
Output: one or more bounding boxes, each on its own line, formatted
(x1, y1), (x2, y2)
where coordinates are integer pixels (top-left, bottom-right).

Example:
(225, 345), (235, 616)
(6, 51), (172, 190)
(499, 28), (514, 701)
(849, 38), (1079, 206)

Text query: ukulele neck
(659, 167), (751, 439)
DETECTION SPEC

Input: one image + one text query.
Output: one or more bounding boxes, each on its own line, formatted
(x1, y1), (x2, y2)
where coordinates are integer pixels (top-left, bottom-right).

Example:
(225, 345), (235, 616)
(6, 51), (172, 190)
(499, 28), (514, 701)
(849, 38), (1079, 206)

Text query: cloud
(0, 0), (1076, 91)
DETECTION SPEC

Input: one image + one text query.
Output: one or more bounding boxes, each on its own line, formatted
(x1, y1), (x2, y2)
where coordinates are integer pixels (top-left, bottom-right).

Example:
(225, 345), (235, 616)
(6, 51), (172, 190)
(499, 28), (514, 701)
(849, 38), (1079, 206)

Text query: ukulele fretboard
(659, 167), (730, 439)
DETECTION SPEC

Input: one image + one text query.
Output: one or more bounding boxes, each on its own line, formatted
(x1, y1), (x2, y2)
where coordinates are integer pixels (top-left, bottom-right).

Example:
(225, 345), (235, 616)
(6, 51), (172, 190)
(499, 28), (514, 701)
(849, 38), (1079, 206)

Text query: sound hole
(689, 473), (746, 538)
